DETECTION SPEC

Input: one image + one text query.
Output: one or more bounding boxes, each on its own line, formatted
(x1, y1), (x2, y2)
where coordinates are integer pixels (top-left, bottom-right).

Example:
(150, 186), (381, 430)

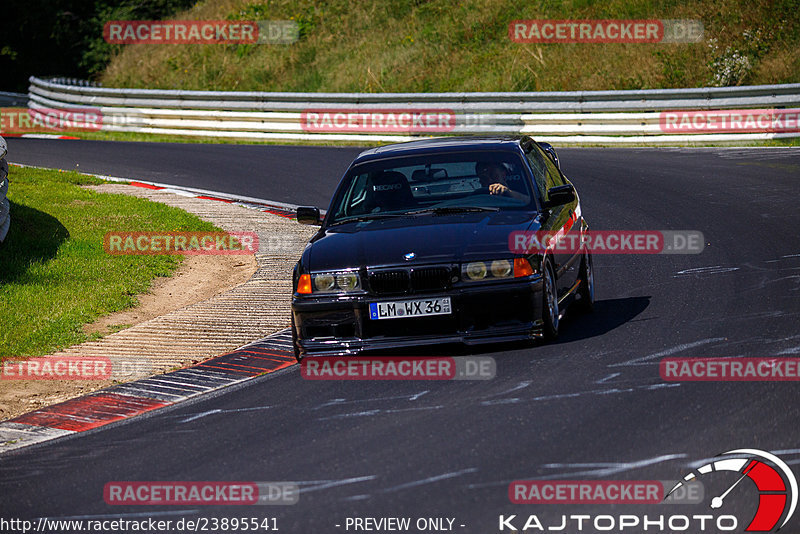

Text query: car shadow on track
(555, 296), (652, 344)
(360, 296), (651, 358)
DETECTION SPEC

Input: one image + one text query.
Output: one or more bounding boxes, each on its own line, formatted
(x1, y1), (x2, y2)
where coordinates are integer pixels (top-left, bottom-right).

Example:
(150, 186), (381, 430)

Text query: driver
(475, 161), (528, 201)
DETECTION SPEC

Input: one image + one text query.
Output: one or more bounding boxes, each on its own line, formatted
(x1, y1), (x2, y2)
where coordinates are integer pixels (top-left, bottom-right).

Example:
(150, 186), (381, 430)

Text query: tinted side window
(523, 146), (548, 200)
(535, 144), (565, 188)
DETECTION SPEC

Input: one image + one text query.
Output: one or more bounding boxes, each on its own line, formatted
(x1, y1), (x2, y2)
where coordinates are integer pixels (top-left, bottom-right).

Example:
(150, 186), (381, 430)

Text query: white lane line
(313, 398), (346, 409)
(610, 338), (727, 367)
(479, 382), (680, 408)
(595, 387), (635, 396)
(674, 266), (740, 277)
(642, 383), (681, 391)
(343, 494), (371, 501)
(313, 392), (431, 410)
(317, 405), (444, 421)
(541, 454), (687, 479)
(596, 372), (621, 384)
(179, 405), (274, 423)
(180, 409), (222, 423)
(484, 381), (532, 398)
(531, 392), (582, 401)
(469, 454), (686, 489)
(688, 449), (800, 469)
(297, 475), (377, 494)
(765, 253), (800, 263)
(379, 468), (478, 494)
(531, 387), (632, 401)
(480, 398), (522, 406)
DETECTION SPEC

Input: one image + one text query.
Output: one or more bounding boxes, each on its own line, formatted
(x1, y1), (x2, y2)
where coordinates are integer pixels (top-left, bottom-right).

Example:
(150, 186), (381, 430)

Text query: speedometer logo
(666, 449), (798, 531)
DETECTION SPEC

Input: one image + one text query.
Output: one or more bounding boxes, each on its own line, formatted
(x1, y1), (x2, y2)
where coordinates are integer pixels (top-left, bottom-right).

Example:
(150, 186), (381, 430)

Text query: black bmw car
(290, 136), (594, 359)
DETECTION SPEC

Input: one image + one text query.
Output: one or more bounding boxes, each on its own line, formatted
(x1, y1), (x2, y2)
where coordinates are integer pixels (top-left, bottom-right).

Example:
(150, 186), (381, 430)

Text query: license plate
(369, 297), (452, 320)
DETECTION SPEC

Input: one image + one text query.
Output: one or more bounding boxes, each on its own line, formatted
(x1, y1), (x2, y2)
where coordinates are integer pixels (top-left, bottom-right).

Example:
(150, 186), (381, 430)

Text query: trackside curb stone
(0, 173), (313, 453)
(0, 329), (296, 454)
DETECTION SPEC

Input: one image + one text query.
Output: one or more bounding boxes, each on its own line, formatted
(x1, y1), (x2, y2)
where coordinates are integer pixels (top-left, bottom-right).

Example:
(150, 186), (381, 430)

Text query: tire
(542, 260), (559, 341)
(575, 249), (595, 314)
(291, 314), (302, 362)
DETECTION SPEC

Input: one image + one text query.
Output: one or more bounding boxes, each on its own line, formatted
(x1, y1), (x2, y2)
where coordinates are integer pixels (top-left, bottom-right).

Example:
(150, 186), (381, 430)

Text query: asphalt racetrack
(3, 139), (800, 533)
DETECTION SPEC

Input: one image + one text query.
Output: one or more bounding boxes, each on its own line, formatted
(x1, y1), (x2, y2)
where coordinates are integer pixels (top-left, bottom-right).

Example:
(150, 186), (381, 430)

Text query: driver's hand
(489, 183), (509, 195)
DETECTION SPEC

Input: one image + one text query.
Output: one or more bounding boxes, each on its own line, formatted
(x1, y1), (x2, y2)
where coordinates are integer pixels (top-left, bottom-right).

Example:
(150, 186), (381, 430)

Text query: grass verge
(101, 0), (800, 92)
(0, 165), (216, 359)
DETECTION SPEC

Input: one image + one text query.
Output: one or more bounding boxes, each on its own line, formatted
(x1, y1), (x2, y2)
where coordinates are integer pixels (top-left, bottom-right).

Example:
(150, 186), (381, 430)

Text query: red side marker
(129, 181), (164, 190)
(11, 393), (169, 432)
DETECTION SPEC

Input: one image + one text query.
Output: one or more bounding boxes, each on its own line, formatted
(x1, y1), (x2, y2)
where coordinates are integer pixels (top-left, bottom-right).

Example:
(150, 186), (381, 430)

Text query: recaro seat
(367, 171), (416, 212)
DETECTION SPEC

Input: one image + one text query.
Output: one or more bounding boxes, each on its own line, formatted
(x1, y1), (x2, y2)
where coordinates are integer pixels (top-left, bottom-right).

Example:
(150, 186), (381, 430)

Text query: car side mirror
(538, 142), (560, 170)
(296, 206), (321, 225)
(544, 184), (575, 208)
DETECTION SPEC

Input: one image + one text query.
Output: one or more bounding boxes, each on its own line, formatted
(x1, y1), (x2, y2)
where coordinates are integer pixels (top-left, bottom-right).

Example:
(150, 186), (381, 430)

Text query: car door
(522, 142), (581, 299)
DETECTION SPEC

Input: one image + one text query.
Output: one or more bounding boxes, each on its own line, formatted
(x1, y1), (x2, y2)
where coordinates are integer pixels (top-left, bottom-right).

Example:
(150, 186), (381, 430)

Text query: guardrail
(0, 135), (9, 243)
(26, 76), (800, 143)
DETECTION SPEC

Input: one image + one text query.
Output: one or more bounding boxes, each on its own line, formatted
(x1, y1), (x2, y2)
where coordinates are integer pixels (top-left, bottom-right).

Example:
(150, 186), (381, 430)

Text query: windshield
(327, 151), (535, 225)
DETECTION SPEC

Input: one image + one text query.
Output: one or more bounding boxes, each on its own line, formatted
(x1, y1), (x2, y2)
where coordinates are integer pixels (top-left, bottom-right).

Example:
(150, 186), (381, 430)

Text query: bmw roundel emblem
(404, 252), (416, 261)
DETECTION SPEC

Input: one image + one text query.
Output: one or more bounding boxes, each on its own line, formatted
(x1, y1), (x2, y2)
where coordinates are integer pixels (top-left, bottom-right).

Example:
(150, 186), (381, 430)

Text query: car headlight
(303, 270), (362, 294)
(462, 259), (514, 282)
(465, 261), (488, 281)
(314, 273), (336, 291)
(491, 259), (512, 278)
(336, 273), (359, 291)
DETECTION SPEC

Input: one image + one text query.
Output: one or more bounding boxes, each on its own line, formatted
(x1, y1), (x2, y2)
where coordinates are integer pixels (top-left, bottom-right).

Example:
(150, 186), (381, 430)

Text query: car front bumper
(292, 275), (544, 357)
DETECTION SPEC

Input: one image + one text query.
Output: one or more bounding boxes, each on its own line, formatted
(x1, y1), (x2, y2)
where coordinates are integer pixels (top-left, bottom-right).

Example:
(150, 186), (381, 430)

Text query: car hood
(304, 211), (540, 271)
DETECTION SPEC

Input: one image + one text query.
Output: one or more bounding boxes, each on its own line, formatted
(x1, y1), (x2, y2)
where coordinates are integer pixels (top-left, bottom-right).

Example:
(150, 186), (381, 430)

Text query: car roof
(353, 136), (528, 164)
